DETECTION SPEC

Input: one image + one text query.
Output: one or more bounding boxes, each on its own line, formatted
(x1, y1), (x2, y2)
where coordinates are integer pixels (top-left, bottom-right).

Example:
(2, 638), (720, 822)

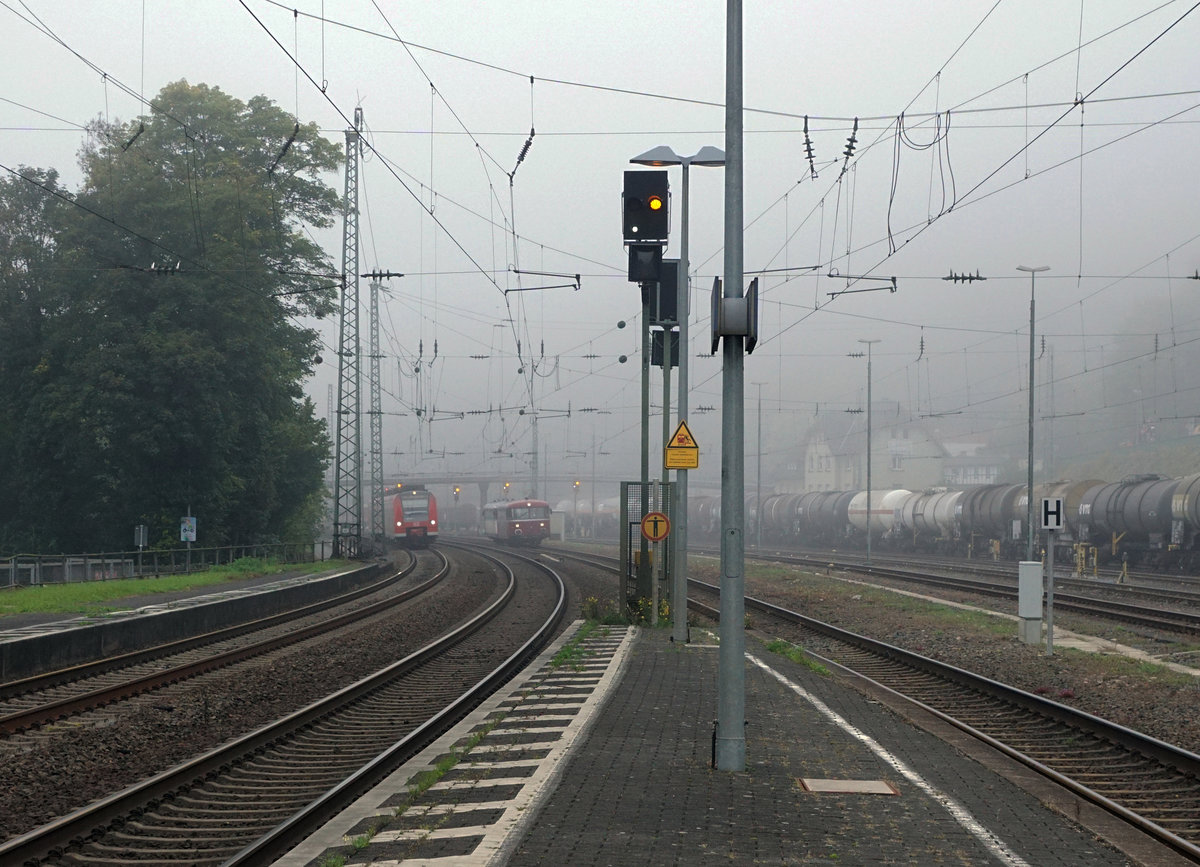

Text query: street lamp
(573, 480), (581, 539)
(1017, 265), (1049, 562)
(857, 340), (880, 566)
(631, 144), (725, 644)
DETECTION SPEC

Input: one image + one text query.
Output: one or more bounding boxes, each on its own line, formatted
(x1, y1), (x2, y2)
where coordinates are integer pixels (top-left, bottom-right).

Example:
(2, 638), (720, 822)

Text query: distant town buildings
(767, 405), (1007, 494)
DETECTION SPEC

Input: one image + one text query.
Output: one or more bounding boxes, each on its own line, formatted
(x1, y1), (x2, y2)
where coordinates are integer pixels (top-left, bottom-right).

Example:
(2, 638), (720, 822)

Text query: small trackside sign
(664, 419), (699, 469)
(641, 511), (670, 542)
(1041, 497), (1065, 531)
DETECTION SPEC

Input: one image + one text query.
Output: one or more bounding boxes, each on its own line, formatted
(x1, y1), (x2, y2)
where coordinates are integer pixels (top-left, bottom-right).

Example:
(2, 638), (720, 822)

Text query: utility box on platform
(1017, 560), (1043, 645)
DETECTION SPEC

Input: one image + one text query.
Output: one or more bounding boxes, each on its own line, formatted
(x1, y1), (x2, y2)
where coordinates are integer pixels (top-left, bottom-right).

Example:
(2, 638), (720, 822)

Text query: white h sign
(1041, 497), (1065, 532)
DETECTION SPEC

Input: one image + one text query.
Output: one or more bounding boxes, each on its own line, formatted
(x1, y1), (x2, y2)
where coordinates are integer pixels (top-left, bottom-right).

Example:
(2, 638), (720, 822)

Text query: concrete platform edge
(794, 632), (1195, 867)
(273, 620), (637, 866)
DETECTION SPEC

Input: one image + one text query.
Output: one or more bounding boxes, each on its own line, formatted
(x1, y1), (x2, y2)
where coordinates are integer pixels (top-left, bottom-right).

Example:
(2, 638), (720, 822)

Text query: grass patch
(0, 558), (352, 618)
(322, 716), (505, 862)
(766, 638), (831, 676)
(1056, 645), (1199, 687)
(743, 562), (1018, 637)
(551, 622), (601, 671)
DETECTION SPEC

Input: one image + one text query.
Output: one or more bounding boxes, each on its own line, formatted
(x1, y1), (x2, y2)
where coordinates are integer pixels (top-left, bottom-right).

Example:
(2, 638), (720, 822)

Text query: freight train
(693, 473), (1200, 569)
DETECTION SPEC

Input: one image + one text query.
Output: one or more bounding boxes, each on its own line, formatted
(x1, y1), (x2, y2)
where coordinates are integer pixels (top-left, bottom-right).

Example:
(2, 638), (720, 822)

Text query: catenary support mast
(333, 108), (363, 558)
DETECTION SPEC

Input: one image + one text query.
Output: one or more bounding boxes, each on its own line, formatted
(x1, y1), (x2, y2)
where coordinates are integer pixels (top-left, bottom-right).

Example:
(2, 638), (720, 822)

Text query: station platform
(278, 623), (1179, 867)
(0, 565), (383, 681)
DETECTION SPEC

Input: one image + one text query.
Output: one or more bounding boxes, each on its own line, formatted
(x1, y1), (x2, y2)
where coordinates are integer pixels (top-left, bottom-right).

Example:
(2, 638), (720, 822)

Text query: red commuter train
(481, 498), (552, 546)
(389, 486), (439, 547)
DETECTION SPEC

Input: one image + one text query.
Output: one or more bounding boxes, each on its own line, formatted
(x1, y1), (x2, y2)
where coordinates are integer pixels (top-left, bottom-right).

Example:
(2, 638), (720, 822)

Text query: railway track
(819, 547), (1200, 606)
(1, 543), (566, 866)
(688, 579), (1200, 862)
(723, 546), (1200, 635)
(552, 540), (1200, 635)
(0, 553), (443, 737)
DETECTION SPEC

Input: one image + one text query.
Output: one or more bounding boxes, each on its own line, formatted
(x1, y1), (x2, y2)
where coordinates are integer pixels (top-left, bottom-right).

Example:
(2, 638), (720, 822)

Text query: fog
(4, 1), (1200, 508)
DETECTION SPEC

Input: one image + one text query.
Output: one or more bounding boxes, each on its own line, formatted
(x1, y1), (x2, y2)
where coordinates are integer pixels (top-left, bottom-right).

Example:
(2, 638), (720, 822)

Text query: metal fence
(0, 541), (333, 590)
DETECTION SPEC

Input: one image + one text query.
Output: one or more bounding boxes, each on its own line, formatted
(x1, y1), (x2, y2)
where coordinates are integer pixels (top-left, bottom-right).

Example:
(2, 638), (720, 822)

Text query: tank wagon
(700, 472), (1200, 569)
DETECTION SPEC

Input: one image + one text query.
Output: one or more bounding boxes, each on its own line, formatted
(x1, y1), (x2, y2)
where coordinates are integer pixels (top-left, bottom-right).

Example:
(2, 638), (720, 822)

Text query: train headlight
(430, 519), (437, 525)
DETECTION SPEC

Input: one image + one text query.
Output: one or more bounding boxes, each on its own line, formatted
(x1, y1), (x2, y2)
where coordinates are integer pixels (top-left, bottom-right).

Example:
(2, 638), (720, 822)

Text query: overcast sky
(4, 1), (1200, 502)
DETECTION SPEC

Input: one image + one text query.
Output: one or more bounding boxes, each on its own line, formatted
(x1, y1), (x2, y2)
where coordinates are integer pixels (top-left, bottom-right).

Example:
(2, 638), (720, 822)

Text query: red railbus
(389, 487), (439, 547)
(481, 499), (552, 546)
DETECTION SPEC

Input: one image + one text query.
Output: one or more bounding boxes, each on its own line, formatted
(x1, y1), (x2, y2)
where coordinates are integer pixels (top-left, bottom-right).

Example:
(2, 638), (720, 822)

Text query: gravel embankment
(697, 560), (1200, 755)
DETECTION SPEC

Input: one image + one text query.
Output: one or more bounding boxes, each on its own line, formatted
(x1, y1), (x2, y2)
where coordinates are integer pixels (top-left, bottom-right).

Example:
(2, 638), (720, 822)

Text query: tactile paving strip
(278, 621), (636, 867)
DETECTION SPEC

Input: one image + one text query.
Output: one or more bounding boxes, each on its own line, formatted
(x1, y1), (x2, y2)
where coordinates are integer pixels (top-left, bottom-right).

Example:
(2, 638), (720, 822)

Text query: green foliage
(766, 639), (831, 676)
(0, 559), (350, 617)
(580, 595), (627, 624)
(551, 622), (599, 671)
(0, 82), (341, 554)
(630, 595), (670, 625)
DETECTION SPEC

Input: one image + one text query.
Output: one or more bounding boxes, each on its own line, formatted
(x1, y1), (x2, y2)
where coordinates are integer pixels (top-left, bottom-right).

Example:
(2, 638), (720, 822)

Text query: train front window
(510, 505), (550, 520)
(403, 496), (430, 521)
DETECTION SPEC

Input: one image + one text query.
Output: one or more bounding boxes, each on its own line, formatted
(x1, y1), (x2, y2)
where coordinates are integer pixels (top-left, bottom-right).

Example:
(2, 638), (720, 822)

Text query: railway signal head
(622, 170), (669, 245)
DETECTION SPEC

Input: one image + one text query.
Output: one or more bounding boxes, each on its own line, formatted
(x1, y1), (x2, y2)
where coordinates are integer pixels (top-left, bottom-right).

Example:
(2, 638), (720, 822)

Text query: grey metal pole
(1027, 280), (1035, 562)
(662, 329), (672, 489)
(672, 163), (691, 643)
(531, 414), (539, 499)
(1045, 530), (1056, 655)
(1017, 266), (1048, 562)
(717, 0), (746, 773)
(858, 340), (879, 566)
(754, 381), (766, 551)
(639, 289), (652, 600)
(661, 323), (672, 612)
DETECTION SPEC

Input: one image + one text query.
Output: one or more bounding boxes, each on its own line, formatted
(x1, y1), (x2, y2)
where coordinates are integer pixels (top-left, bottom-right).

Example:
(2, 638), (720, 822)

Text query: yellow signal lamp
(647, 194), (664, 212)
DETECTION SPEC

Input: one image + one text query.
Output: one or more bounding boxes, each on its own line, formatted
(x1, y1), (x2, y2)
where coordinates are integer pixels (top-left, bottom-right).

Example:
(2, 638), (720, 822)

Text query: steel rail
(0, 559), (401, 700)
(223, 541), (566, 866)
(689, 579), (1200, 864)
(0, 547), (561, 865)
(0, 553), (441, 734)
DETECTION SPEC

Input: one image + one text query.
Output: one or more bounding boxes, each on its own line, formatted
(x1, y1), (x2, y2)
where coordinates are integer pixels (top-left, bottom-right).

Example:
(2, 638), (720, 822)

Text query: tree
(0, 81), (342, 553)
(0, 167), (72, 553)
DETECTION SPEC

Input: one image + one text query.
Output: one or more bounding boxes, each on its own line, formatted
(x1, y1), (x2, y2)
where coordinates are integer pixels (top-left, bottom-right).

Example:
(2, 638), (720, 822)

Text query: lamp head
(630, 145), (681, 167)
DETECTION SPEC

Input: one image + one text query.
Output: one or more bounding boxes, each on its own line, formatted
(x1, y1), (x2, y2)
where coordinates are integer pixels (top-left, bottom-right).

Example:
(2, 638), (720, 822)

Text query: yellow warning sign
(664, 419), (700, 469)
(669, 420), (698, 448)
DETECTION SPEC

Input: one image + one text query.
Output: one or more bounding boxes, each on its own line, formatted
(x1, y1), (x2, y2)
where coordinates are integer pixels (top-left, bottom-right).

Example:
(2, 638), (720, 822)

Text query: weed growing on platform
(580, 595), (626, 624)
(552, 622), (598, 671)
(316, 827), (377, 867)
(315, 717), (505, 865)
(631, 595), (669, 625)
(766, 639), (831, 675)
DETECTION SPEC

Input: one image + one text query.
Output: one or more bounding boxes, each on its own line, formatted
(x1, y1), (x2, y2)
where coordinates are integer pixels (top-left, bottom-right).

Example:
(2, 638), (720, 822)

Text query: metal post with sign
(665, 420), (699, 470)
(181, 513), (197, 573)
(134, 524), (148, 575)
(1042, 496), (1064, 655)
(642, 499), (671, 626)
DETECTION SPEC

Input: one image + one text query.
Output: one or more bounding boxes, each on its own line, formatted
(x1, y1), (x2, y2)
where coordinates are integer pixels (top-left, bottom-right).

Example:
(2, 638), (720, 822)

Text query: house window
(891, 454), (903, 471)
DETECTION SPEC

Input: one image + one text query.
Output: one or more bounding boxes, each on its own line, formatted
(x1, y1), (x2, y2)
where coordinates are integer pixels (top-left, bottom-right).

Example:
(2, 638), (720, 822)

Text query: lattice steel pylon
(367, 280), (385, 551)
(332, 108), (363, 558)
